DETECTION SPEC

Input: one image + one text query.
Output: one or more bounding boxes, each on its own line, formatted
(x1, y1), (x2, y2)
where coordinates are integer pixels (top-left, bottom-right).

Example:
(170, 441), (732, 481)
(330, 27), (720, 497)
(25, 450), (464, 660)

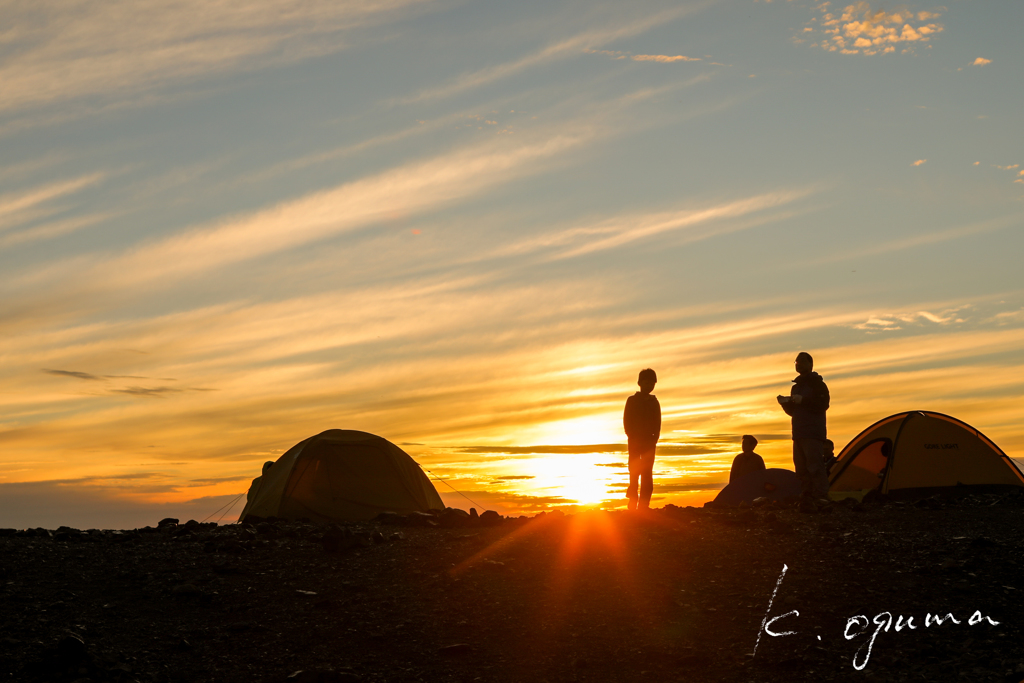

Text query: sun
(522, 452), (621, 507)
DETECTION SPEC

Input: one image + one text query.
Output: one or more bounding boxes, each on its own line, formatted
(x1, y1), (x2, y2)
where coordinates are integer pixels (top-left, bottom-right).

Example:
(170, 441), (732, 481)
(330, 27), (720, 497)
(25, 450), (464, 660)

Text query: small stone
(286, 669), (361, 682)
(321, 527), (357, 554)
(438, 643), (473, 656)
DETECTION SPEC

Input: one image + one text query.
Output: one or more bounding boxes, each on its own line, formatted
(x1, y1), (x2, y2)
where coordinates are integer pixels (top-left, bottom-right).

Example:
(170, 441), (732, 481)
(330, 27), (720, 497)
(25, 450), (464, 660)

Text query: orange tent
(829, 411), (1024, 501)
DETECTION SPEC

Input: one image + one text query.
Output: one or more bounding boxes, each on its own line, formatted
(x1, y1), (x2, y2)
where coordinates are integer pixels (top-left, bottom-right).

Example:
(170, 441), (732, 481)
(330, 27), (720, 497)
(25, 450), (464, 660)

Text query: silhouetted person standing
(729, 435), (766, 484)
(777, 352), (830, 511)
(624, 368), (661, 511)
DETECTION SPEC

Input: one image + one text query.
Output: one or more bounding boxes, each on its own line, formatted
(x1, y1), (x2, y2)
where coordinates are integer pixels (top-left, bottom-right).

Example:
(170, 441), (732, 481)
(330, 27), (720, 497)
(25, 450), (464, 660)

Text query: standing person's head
(741, 435), (757, 454)
(795, 352), (813, 375)
(637, 368), (657, 394)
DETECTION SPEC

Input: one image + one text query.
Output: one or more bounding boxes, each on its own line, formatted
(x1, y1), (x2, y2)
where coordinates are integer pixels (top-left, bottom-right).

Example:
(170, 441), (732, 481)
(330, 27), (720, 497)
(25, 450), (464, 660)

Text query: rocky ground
(2, 492), (1023, 683)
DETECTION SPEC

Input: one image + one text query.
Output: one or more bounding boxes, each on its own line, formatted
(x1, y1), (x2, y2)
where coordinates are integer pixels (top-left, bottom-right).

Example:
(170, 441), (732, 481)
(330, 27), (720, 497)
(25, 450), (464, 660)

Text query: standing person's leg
(793, 439), (810, 498)
(794, 439), (828, 499)
(627, 455), (640, 511)
(798, 438), (829, 499)
(638, 450), (655, 509)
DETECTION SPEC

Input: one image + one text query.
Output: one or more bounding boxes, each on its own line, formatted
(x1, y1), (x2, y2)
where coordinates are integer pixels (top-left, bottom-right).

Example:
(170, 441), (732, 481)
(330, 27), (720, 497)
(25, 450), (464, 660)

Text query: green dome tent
(828, 411), (1024, 501)
(240, 430), (444, 522)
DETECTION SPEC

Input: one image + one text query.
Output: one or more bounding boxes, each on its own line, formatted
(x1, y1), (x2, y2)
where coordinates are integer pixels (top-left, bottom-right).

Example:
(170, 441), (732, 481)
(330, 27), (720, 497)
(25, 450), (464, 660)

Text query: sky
(1, 0), (1023, 529)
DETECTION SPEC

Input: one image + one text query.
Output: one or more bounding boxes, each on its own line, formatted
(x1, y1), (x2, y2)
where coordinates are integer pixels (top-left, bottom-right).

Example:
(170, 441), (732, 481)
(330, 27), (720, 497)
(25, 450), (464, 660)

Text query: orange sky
(2, 0), (1023, 528)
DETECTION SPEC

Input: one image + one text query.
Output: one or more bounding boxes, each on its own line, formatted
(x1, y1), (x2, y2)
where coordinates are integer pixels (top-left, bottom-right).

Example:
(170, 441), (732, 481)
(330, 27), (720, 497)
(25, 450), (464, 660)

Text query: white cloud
(852, 307), (969, 331)
(973, 57), (992, 66)
(806, 1), (944, 55)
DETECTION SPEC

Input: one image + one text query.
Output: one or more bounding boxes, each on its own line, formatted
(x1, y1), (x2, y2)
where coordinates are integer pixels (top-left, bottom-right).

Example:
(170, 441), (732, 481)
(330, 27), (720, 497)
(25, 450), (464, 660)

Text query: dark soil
(2, 493), (1023, 683)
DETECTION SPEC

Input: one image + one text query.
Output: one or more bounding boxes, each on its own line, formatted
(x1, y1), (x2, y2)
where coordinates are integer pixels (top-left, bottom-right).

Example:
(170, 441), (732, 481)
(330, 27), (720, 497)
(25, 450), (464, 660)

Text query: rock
(285, 669), (361, 682)
(157, 518), (179, 528)
(406, 511), (439, 527)
(0, 528), (16, 536)
(374, 511), (404, 526)
(226, 621), (255, 633)
(438, 643), (473, 656)
(55, 634), (87, 664)
(469, 507), (479, 520)
(480, 510), (502, 526)
(438, 508), (471, 528)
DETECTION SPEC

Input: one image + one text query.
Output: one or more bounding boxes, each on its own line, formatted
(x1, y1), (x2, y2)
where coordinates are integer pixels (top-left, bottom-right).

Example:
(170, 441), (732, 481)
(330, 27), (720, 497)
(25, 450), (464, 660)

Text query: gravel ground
(2, 493), (1023, 683)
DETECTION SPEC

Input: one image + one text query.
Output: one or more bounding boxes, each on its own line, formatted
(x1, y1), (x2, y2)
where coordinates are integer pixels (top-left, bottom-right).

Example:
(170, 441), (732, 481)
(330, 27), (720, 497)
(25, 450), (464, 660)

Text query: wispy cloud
(1, 126), (598, 313)
(630, 54), (702, 63)
(912, 159), (927, 166)
(0, 0), (437, 116)
(973, 57), (992, 66)
(0, 174), (105, 232)
(585, 48), (703, 63)
(486, 189), (815, 261)
(398, 6), (702, 104)
(111, 386), (194, 398)
(0, 213), (111, 251)
(43, 369), (103, 381)
(816, 213), (1023, 264)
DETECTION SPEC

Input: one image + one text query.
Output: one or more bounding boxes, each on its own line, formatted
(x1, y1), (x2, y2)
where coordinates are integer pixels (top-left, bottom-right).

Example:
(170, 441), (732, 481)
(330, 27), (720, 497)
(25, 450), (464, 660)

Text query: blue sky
(1, 0), (1022, 528)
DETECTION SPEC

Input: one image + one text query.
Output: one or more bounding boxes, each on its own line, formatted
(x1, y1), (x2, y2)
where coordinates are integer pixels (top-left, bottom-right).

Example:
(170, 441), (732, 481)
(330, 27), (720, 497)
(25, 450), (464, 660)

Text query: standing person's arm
(623, 396), (634, 438)
(653, 396), (662, 443)
(778, 390), (796, 415)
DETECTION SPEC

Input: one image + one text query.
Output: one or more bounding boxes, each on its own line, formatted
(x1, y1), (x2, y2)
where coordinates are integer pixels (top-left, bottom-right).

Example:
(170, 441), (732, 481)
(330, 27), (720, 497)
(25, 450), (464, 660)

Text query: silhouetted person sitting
(729, 435), (766, 484)
(623, 368), (661, 511)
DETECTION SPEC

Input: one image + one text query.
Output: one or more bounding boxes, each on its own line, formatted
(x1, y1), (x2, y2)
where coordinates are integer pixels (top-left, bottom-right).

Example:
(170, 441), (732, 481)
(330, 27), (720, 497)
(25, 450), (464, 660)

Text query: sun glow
(522, 453), (622, 506)
(529, 415), (622, 446)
